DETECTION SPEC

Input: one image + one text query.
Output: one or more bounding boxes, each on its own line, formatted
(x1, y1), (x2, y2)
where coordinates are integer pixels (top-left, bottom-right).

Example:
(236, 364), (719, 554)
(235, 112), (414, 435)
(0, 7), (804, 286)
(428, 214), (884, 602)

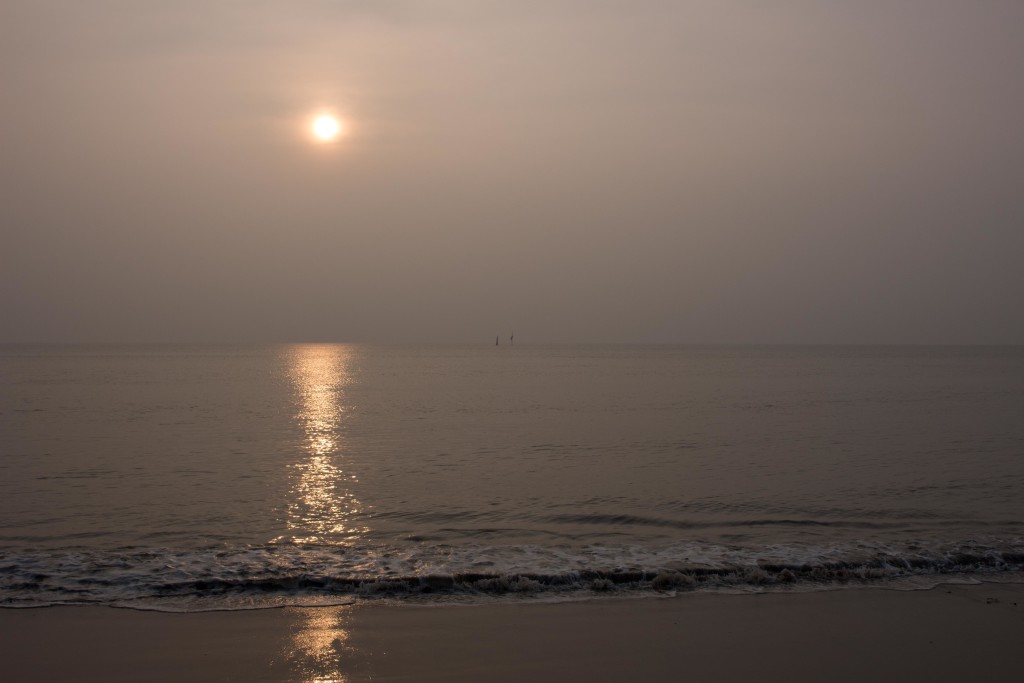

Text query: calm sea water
(2, 344), (1022, 609)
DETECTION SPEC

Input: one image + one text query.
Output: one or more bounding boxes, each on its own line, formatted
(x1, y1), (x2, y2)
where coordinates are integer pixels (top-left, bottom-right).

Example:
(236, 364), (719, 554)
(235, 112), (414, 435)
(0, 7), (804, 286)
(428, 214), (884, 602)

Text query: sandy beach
(2, 582), (1021, 682)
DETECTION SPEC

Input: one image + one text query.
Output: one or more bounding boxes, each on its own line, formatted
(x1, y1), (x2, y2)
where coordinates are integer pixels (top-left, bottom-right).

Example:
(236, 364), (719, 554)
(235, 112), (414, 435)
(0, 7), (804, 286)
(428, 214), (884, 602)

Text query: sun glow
(311, 114), (343, 142)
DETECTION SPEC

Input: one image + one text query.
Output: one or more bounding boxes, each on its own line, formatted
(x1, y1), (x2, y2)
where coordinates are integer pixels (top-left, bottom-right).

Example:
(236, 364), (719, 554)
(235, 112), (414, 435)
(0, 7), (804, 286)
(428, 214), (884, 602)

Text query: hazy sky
(3, 1), (1023, 344)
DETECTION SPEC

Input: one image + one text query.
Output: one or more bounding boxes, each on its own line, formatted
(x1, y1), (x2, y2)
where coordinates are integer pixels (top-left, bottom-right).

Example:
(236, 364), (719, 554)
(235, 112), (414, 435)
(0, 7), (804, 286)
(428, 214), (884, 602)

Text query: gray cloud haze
(3, 1), (1023, 343)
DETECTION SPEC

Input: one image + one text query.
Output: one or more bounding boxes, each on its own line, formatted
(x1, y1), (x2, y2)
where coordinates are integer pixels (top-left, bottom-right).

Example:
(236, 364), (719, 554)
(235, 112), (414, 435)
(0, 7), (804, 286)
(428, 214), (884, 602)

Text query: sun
(311, 114), (343, 142)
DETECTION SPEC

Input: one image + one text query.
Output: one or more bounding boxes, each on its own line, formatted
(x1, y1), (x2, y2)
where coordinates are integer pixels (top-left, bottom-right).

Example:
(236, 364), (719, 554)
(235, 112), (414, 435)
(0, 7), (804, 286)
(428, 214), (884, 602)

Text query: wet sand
(2, 583), (1022, 682)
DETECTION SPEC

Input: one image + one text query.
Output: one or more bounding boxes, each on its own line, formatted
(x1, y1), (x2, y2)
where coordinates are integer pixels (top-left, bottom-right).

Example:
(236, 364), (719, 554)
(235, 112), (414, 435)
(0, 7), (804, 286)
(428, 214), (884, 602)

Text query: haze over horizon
(3, 1), (1023, 345)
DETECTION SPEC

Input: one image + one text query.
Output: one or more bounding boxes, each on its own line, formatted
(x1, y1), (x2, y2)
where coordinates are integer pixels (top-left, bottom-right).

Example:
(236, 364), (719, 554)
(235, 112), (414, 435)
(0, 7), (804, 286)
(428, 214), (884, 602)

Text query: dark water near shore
(2, 344), (1023, 610)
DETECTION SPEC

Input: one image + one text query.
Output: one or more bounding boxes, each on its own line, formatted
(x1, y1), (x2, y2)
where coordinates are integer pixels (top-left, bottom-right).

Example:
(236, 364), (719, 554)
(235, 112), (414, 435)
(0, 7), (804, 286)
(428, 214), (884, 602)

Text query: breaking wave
(2, 539), (1022, 611)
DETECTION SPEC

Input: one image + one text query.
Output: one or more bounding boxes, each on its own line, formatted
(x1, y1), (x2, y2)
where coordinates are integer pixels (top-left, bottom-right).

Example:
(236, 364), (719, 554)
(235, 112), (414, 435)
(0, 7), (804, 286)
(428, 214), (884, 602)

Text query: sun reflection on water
(284, 345), (366, 682)
(285, 344), (367, 545)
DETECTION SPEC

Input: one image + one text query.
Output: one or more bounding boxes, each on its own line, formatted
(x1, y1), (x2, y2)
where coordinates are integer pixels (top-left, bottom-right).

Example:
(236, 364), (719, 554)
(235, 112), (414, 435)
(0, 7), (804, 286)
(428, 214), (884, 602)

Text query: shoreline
(2, 582), (1022, 682)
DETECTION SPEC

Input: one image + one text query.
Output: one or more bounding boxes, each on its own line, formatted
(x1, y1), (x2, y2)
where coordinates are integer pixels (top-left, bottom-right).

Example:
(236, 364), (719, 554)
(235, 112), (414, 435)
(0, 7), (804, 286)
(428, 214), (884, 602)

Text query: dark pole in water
(496, 335), (499, 346)
(511, 331), (514, 346)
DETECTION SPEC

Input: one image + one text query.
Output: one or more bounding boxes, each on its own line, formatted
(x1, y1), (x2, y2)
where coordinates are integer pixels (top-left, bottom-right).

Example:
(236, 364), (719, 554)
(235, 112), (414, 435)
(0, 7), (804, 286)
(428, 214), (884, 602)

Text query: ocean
(1, 344), (1022, 610)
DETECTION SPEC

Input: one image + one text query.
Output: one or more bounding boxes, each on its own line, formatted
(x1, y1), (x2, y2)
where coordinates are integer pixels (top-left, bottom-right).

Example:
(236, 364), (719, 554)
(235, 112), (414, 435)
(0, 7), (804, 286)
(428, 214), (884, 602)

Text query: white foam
(1, 537), (1021, 611)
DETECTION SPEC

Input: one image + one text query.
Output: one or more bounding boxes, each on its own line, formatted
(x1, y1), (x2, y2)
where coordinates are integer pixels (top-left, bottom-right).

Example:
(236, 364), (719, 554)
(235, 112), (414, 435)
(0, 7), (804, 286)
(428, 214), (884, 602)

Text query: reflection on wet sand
(287, 606), (354, 683)
(285, 345), (366, 682)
